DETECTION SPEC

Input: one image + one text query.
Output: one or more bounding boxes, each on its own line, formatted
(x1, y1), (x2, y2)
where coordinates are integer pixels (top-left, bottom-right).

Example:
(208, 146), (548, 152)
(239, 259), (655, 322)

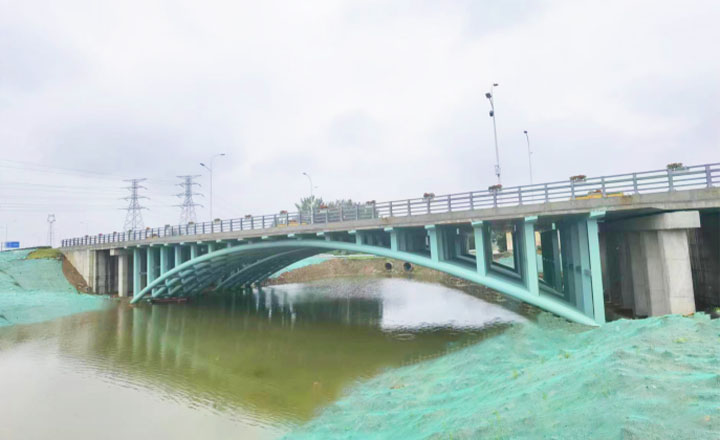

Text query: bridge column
(472, 221), (488, 276)
(425, 225), (441, 262)
(132, 248), (142, 299)
(147, 247), (158, 295)
(605, 211), (700, 317)
(160, 246), (170, 275)
(540, 229), (562, 291)
(617, 232), (636, 309)
(587, 211), (606, 323)
(174, 245), (183, 267)
(117, 253), (129, 297)
(386, 228), (399, 251)
(190, 244), (198, 259)
(111, 249), (129, 297)
(558, 219), (594, 316)
(521, 217), (539, 295)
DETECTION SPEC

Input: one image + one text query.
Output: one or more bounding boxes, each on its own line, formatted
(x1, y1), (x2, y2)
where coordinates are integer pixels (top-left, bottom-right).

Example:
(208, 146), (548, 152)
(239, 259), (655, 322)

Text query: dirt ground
(61, 257), (91, 293)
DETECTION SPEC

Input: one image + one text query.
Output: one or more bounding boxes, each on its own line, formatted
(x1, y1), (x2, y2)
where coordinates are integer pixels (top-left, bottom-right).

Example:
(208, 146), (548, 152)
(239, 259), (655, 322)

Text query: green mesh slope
(0, 249), (108, 327)
(287, 314), (720, 439)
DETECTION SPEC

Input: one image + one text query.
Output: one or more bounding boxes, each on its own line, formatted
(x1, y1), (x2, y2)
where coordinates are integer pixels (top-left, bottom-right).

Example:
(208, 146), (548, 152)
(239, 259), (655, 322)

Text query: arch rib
(131, 240), (599, 326)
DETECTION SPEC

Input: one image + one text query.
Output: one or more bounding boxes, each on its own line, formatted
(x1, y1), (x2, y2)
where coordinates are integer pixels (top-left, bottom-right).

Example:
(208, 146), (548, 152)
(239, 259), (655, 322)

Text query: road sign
(4, 242), (20, 249)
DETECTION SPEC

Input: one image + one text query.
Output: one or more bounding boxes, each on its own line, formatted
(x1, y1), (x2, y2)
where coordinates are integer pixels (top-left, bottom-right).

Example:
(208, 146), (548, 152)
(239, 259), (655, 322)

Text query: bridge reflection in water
(24, 279), (523, 429)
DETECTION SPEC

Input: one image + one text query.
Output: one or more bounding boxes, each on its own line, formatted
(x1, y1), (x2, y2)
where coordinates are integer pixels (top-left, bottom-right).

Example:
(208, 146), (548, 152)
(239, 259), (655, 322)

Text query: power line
(122, 179), (149, 231)
(175, 175), (203, 224)
(0, 159), (179, 185)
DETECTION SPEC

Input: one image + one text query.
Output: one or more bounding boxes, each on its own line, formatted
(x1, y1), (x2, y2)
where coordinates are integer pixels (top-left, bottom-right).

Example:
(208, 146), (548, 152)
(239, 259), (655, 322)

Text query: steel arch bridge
(129, 216), (605, 326)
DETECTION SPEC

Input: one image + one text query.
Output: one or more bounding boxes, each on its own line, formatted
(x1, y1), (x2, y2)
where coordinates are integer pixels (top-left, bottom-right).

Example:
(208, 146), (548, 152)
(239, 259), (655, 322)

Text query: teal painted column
(425, 225), (440, 262)
(385, 227), (399, 251)
(522, 216), (540, 295)
(587, 211), (606, 324)
(208, 242), (217, 253)
(190, 244), (198, 259)
(174, 245), (183, 267)
(576, 220), (594, 317)
(559, 224), (574, 303)
(133, 247), (142, 298)
(569, 222), (584, 309)
(147, 247), (157, 293)
(472, 221), (488, 276)
(160, 246), (170, 275)
(350, 230), (364, 246)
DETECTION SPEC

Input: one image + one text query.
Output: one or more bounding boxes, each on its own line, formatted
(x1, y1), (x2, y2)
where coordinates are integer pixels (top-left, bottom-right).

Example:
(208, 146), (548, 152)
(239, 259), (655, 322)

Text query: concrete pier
(605, 211), (701, 316)
(112, 249), (129, 297)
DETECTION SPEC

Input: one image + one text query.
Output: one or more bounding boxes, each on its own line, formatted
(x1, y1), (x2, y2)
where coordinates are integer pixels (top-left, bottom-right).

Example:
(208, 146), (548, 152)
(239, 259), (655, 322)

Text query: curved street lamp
(302, 172), (314, 198)
(200, 153), (226, 221)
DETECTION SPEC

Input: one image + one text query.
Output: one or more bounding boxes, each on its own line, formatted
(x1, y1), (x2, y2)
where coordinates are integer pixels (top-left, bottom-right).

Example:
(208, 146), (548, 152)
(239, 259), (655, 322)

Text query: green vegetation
(26, 248), (62, 260)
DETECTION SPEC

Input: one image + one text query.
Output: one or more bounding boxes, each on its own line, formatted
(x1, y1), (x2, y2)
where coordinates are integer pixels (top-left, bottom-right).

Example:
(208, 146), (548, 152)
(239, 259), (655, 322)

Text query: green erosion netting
(287, 313), (720, 439)
(0, 249), (108, 327)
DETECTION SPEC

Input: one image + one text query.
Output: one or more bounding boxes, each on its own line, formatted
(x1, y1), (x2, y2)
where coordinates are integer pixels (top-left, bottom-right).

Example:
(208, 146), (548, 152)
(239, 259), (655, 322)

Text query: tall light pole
(47, 214), (56, 247)
(200, 153), (226, 221)
(524, 130), (533, 184)
(485, 83), (501, 185)
(302, 172), (314, 198)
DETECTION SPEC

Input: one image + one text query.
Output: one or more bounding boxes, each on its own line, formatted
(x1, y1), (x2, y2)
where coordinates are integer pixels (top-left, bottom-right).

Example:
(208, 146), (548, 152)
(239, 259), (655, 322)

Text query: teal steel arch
(131, 215), (606, 327)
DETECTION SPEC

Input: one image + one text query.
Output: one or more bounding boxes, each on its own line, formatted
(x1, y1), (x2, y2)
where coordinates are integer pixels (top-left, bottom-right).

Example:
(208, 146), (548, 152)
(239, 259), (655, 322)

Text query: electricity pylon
(175, 175), (203, 224)
(122, 178), (148, 231)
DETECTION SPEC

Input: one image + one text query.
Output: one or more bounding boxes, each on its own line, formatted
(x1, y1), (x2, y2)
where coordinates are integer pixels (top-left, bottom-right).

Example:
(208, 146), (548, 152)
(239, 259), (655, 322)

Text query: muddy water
(0, 278), (525, 439)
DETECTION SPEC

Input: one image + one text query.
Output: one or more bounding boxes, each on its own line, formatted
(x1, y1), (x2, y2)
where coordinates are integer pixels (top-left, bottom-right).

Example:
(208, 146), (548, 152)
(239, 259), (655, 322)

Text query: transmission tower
(47, 214), (56, 247)
(122, 178), (149, 231)
(175, 175), (203, 224)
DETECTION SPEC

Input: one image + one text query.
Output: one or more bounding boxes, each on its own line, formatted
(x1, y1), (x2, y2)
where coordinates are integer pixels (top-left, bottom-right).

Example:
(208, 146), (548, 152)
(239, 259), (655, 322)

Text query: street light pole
(524, 130), (533, 184)
(485, 83), (501, 185)
(200, 153), (226, 221)
(302, 172), (314, 198)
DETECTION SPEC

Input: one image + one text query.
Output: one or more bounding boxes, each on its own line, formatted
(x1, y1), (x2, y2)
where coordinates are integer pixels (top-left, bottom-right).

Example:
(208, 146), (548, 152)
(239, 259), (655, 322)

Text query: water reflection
(0, 279), (525, 439)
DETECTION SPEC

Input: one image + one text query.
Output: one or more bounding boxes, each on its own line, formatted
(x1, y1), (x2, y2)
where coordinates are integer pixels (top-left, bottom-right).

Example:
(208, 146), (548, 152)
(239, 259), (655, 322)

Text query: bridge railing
(61, 162), (720, 247)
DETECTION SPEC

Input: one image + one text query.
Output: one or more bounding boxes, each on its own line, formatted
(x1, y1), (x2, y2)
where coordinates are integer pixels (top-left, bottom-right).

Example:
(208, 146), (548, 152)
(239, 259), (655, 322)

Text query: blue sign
(4, 242), (19, 249)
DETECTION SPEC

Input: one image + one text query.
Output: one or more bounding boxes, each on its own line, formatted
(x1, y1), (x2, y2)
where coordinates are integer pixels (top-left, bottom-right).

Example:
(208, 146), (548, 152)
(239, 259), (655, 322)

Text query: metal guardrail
(61, 163), (720, 247)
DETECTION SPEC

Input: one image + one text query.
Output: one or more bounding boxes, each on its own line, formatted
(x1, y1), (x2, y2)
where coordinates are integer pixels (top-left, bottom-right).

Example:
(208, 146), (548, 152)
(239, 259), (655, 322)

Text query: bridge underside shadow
(130, 216), (606, 326)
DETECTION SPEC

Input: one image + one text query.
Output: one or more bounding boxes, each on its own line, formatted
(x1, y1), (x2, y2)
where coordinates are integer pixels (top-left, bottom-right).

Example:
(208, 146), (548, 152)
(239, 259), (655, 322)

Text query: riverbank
(0, 249), (109, 327)
(286, 312), (720, 439)
(268, 255), (541, 321)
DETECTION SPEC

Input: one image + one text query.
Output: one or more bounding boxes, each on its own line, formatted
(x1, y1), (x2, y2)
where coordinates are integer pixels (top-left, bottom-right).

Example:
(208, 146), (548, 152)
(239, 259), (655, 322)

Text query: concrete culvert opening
(384, 262), (393, 271)
(403, 262), (413, 272)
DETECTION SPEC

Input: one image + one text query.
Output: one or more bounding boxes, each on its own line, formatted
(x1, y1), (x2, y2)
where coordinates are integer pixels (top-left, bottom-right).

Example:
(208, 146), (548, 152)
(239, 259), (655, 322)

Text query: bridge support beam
(522, 217), (539, 295)
(132, 248), (142, 298)
(472, 221), (489, 276)
(147, 247), (158, 295)
(111, 249), (129, 297)
(540, 228), (562, 291)
(587, 211), (606, 323)
(174, 245), (183, 267)
(160, 246), (170, 275)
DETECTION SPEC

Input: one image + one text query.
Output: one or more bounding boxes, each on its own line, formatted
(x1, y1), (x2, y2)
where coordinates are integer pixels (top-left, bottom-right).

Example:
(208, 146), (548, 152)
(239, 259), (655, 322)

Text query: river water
(0, 278), (525, 439)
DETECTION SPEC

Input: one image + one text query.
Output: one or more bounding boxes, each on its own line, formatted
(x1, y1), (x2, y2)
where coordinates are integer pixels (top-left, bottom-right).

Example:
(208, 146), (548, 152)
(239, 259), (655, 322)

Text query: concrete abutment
(603, 211), (702, 317)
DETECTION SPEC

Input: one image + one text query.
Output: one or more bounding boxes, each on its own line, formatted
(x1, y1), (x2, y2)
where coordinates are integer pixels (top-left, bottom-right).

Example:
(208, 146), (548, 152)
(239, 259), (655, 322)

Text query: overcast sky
(1, 0), (718, 247)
